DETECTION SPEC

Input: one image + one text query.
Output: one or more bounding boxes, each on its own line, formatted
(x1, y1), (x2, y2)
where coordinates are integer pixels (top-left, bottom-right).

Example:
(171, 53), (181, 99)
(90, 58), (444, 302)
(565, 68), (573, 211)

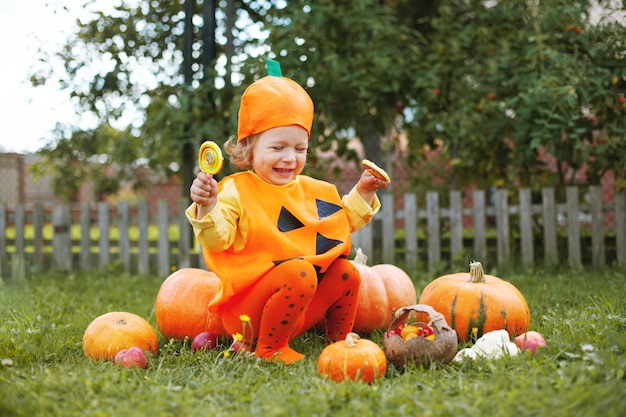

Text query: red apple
(230, 339), (251, 354)
(191, 331), (220, 352)
(114, 346), (148, 368)
(515, 331), (546, 354)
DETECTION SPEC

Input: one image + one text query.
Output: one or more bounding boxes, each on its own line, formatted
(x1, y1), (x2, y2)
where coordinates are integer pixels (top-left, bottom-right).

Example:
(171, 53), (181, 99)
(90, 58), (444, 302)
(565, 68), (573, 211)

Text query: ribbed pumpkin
(351, 248), (417, 334)
(317, 332), (387, 383)
(82, 311), (158, 361)
(155, 268), (227, 340)
(418, 261), (530, 343)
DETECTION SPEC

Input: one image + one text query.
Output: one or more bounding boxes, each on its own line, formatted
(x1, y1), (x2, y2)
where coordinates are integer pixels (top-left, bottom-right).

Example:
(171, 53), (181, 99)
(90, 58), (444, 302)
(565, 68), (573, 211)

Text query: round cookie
(361, 159), (390, 182)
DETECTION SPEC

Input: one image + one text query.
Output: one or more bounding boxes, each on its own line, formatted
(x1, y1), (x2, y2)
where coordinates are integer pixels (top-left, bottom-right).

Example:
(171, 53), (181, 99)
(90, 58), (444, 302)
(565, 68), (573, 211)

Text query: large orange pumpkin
(418, 261), (530, 343)
(351, 248), (417, 334)
(82, 311), (158, 361)
(155, 268), (227, 340)
(317, 332), (387, 383)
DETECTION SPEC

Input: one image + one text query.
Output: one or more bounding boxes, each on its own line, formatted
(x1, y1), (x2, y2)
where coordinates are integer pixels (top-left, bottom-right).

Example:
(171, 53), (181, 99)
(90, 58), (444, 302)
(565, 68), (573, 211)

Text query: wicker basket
(383, 304), (458, 369)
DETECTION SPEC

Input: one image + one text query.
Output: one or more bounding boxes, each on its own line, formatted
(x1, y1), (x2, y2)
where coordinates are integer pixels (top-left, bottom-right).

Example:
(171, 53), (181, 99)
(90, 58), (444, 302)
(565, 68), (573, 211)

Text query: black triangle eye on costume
(277, 206), (305, 232)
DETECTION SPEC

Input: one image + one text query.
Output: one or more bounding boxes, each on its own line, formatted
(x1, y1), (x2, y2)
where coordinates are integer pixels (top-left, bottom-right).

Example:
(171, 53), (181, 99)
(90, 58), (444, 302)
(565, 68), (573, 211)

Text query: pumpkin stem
(468, 261), (486, 283)
(353, 248), (368, 265)
(345, 332), (360, 347)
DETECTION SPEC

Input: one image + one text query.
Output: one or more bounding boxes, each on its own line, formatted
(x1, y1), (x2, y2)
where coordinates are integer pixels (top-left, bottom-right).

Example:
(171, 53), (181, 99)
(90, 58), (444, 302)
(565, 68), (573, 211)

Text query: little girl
(186, 62), (389, 364)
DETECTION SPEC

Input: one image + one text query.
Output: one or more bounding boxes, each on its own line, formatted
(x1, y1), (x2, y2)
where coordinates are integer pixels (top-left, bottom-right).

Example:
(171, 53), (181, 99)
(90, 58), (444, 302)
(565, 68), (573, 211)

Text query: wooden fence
(353, 186), (625, 273)
(1, 186), (625, 280)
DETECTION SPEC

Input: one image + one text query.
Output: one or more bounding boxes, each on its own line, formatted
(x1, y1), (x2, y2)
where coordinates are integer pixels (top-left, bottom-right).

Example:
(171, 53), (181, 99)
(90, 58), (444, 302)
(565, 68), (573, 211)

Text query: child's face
(251, 125), (308, 185)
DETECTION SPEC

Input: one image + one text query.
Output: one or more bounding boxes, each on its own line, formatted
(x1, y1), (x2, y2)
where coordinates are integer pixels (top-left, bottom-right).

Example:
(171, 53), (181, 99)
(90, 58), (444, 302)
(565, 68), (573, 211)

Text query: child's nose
(282, 149), (296, 161)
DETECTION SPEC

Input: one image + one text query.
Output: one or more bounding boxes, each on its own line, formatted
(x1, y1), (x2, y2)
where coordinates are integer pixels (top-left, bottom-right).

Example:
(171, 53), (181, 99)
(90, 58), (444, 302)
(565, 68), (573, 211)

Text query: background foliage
(29, 0), (626, 201)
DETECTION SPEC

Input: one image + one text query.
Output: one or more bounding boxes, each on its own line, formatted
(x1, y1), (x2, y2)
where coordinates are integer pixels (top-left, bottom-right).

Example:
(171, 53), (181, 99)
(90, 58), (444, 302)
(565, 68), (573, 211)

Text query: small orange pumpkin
(317, 332), (387, 383)
(82, 311), (158, 361)
(155, 268), (227, 340)
(351, 248), (417, 334)
(418, 261), (530, 343)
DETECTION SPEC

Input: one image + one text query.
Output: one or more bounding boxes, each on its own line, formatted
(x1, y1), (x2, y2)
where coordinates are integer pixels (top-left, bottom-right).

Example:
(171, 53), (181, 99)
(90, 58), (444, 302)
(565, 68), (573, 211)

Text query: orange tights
(219, 257), (360, 364)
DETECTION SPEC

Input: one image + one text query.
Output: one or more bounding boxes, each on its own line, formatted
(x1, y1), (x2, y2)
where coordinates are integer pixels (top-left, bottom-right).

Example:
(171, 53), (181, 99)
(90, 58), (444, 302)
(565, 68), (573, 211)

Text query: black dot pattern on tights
(258, 267), (318, 350)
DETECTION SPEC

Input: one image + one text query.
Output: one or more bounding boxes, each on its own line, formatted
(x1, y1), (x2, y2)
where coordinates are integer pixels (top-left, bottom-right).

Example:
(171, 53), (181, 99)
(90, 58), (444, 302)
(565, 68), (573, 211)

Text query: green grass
(1, 268), (625, 417)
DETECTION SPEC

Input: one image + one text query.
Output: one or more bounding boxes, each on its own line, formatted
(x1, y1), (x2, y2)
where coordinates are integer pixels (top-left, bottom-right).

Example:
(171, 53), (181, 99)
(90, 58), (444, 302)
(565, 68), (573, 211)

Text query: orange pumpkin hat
(237, 60), (314, 142)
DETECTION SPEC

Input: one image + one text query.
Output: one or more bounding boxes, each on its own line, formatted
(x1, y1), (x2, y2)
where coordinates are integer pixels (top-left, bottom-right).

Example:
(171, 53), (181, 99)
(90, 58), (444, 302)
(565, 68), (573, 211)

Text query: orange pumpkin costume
(186, 61), (382, 363)
(186, 172), (379, 363)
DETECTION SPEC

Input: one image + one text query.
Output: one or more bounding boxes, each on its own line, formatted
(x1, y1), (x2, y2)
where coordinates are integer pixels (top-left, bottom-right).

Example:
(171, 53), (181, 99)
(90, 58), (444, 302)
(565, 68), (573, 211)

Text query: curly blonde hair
(224, 135), (259, 170)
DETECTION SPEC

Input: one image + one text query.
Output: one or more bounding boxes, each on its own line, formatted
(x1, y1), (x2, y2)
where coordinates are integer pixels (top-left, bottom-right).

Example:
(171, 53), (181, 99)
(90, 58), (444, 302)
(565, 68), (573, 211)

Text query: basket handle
(389, 304), (448, 331)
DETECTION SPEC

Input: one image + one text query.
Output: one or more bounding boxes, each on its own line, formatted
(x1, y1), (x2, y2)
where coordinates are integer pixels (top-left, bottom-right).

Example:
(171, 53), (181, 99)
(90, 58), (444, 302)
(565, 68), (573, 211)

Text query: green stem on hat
(266, 59), (282, 77)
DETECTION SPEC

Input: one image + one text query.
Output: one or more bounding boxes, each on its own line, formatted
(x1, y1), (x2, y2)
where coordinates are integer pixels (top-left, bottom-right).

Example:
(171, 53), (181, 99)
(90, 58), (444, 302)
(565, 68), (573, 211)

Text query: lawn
(1, 266), (625, 417)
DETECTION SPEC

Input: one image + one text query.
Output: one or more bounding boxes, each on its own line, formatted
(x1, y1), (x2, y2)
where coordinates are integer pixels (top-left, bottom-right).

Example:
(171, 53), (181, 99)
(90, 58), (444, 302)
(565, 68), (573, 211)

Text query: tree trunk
(181, 0), (196, 201)
(358, 120), (390, 195)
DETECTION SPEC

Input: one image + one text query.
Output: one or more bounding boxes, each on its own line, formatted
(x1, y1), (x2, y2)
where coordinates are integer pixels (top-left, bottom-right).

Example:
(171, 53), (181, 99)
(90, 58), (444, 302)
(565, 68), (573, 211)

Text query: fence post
(590, 186), (605, 269)
(33, 203), (44, 267)
(449, 191), (463, 263)
(118, 201), (130, 271)
(178, 198), (191, 269)
(352, 223), (373, 261)
(138, 200), (149, 275)
(616, 188), (626, 269)
(472, 189), (486, 261)
(52, 204), (72, 271)
(542, 187), (558, 266)
(404, 193), (417, 272)
(14, 204), (25, 261)
(80, 202), (91, 272)
(381, 193), (395, 264)
(13, 204), (26, 280)
(98, 202), (110, 270)
(158, 199), (170, 277)
(519, 188), (534, 269)
(0, 203), (6, 274)
(495, 189), (510, 269)
(566, 186), (582, 268)
(427, 191), (440, 271)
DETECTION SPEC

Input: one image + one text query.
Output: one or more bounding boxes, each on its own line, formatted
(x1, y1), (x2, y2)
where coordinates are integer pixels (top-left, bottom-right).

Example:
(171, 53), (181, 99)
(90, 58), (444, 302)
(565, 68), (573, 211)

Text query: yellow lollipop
(198, 141), (224, 175)
(361, 159), (390, 182)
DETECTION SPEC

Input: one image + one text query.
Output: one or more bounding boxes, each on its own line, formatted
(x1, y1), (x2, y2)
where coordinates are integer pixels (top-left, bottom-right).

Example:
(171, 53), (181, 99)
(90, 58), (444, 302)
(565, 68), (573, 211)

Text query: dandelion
(224, 317), (254, 359)
(225, 333), (243, 358)
(225, 332), (248, 357)
(239, 315), (254, 347)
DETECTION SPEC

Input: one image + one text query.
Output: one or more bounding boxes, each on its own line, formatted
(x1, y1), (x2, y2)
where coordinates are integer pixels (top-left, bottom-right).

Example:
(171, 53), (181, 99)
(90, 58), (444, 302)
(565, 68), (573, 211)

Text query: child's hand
(356, 169), (390, 207)
(190, 172), (219, 215)
(358, 169), (390, 192)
